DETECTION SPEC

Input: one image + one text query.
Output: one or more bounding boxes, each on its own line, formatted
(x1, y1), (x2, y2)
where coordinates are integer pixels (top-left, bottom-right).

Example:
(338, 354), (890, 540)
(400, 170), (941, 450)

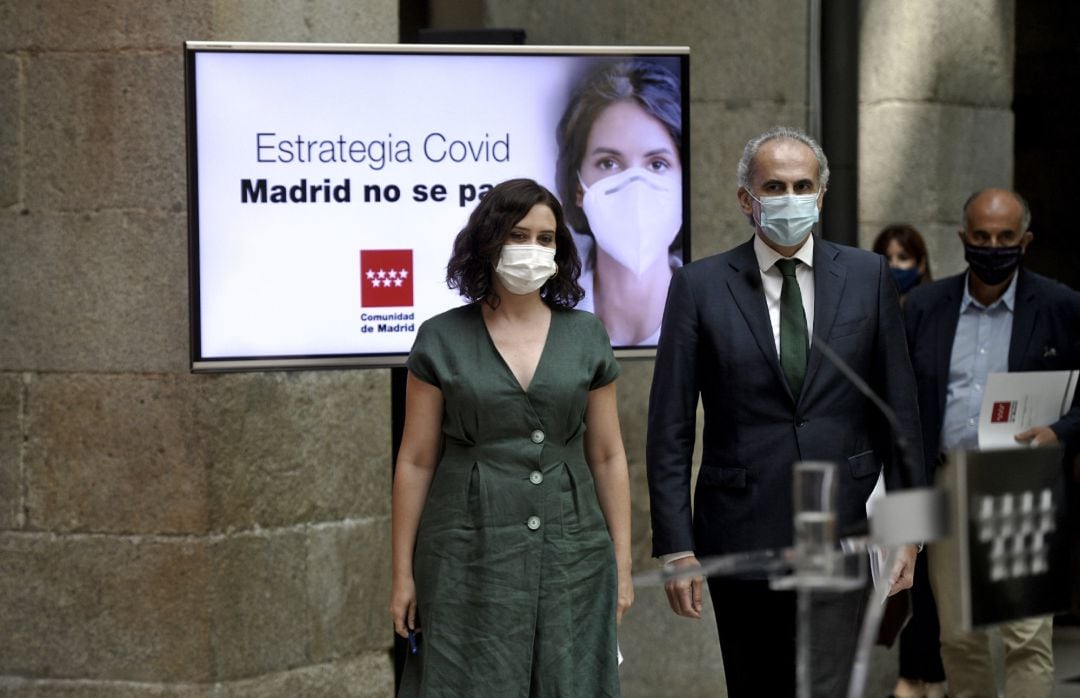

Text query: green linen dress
(398, 302), (621, 698)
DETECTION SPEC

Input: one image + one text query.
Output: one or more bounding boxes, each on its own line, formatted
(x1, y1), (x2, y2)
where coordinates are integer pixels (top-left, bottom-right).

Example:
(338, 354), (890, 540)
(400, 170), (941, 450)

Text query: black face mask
(964, 243), (1023, 285)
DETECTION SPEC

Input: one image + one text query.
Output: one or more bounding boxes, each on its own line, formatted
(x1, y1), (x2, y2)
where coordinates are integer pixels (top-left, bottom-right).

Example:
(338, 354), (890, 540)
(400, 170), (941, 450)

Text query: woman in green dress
(390, 178), (633, 697)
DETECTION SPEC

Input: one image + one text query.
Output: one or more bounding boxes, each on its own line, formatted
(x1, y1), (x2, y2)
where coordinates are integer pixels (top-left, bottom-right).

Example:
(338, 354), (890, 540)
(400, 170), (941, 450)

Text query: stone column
(859, 0), (1015, 276)
(0, 2), (397, 696)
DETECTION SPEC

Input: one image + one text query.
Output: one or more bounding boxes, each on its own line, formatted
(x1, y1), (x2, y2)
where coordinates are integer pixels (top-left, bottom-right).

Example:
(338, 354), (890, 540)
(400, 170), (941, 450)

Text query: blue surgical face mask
(747, 192), (820, 247)
(889, 266), (921, 294)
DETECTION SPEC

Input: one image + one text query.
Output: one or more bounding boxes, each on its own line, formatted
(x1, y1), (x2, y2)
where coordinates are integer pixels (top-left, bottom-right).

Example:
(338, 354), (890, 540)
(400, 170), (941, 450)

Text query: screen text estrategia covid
(255, 132), (509, 170)
(241, 131), (508, 207)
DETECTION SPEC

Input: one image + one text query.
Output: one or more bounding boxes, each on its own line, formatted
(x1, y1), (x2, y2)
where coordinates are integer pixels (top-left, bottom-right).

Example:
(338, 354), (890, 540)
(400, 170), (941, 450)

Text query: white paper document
(978, 370), (1080, 449)
(864, 471), (889, 602)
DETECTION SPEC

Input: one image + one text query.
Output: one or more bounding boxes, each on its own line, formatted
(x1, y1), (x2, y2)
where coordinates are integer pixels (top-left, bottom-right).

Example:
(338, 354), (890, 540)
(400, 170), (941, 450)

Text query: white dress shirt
(753, 233), (816, 355)
(940, 272), (1017, 452)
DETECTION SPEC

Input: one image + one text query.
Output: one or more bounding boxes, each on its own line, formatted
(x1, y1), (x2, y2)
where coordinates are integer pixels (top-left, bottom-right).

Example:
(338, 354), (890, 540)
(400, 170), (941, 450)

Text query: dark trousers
(708, 578), (866, 698)
(897, 549), (946, 682)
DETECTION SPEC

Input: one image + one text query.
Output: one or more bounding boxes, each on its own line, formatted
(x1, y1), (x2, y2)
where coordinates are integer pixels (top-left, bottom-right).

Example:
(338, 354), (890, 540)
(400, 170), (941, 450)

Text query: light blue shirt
(940, 272), (1018, 451)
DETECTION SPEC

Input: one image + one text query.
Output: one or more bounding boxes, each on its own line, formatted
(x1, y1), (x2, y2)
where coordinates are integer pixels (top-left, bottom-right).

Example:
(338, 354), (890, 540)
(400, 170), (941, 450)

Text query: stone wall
(858, 0), (1015, 277)
(0, 1), (1018, 696)
(0, 2), (397, 696)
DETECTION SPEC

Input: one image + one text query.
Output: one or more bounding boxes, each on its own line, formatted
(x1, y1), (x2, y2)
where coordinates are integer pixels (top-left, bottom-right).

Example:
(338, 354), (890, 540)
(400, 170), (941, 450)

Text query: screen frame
(185, 41), (691, 372)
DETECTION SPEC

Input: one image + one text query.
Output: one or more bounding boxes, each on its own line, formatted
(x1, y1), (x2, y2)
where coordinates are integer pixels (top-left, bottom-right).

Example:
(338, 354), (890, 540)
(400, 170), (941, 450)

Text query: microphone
(809, 329), (921, 491)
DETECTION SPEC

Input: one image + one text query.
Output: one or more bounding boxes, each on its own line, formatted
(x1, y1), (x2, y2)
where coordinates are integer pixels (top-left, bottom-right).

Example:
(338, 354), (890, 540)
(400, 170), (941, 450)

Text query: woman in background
(874, 223), (944, 698)
(555, 59), (683, 346)
(390, 178), (632, 697)
(873, 223), (932, 299)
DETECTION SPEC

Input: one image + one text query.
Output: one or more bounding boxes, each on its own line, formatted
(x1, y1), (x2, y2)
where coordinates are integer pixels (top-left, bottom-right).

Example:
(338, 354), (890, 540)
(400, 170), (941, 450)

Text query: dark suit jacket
(903, 268), (1080, 476)
(647, 236), (925, 559)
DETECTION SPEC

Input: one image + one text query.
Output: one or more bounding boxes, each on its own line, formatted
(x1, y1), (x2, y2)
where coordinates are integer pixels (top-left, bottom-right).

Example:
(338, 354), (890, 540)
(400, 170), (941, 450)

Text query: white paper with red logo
(977, 370), (1079, 449)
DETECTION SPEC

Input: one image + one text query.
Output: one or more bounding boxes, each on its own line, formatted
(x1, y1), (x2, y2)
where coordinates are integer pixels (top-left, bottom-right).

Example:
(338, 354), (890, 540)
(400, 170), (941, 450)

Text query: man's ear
(737, 187), (753, 216)
(1020, 230), (1034, 254)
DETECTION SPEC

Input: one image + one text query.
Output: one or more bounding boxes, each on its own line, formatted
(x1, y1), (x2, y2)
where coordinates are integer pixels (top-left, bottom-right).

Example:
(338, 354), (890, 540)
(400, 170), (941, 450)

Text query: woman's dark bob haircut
(446, 178), (584, 309)
(872, 223), (933, 283)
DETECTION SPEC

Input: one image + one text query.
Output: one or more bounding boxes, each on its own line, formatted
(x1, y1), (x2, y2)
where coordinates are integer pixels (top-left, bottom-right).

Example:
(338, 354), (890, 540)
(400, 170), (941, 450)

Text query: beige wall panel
(859, 102), (1012, 243)
(0, 677), (210, 698)
(859, 1), (1014, 298)
(208, 0), (397, 43)
(305, 518), (392, 662)
(0, 373), (24, 529)
(484, 0), (807, 103)
(0, 0), (211, 52)
(23, 52), (186, 214)
(0, 54), (18, 208)
(483, 0), (628, 45)
(860, 0), (1013, 107)
(618, 584), (725, 697)
(23, 373), (209, 534)
(1, 0), (401, 694)
(220, 651), (393, 698)
(199, 370), (390, 532)
(207, 519), (390, 680)
(625, 0), (808, 104)
(208, 529), (309, 679)
(0, 651), (392, 697)
(0, 211), (189, 374)
(0, 533), (212, 682)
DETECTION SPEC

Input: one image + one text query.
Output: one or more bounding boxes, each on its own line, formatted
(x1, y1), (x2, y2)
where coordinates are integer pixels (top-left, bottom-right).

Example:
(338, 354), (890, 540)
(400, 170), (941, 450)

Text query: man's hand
(887, 544), (918, 596)
(1015, 425), (1059, 447)
(664, 555), (704, 619)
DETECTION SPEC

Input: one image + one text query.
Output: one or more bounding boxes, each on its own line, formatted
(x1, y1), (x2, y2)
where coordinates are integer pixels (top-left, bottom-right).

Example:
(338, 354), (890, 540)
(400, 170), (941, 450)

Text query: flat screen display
(185, 42), (690, 370)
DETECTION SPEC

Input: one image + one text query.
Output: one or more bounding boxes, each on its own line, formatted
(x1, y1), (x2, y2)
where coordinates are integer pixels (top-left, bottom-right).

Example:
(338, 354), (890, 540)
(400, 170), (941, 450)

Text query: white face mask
(494, 244), (557, 295)
(748, 192), (820, 247)
(580, 167), (682, 276)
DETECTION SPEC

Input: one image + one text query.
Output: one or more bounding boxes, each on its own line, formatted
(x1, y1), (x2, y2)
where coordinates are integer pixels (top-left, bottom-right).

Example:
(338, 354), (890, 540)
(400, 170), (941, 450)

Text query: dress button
(527, 516), (541, 530)
(529, 470), (544, 485)
(530, 429), (545, 444)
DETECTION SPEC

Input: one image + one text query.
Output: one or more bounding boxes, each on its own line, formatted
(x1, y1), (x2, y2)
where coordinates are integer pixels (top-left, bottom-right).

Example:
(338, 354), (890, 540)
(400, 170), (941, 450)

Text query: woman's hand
(390, 374), (443, 640)
(389, 574), (418, 638)
(616, 563), (635, 624)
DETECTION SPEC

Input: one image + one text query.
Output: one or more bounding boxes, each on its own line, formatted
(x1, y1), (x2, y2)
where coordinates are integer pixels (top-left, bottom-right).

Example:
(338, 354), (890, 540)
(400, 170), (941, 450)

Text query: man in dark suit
(646, 126), (924, 696)
(903, 187), (1080, 698)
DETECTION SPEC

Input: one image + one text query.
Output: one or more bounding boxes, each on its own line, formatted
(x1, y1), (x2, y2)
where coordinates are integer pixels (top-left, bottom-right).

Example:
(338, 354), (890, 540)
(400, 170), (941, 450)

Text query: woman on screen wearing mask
(872, 223), (932, 302)
(556, 59), (683, 346)
(390, 178), (633, 696)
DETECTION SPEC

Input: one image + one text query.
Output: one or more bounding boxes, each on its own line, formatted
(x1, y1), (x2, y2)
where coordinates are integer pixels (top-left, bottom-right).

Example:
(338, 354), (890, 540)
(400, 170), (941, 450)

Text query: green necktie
(776, 258), (808, 399)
